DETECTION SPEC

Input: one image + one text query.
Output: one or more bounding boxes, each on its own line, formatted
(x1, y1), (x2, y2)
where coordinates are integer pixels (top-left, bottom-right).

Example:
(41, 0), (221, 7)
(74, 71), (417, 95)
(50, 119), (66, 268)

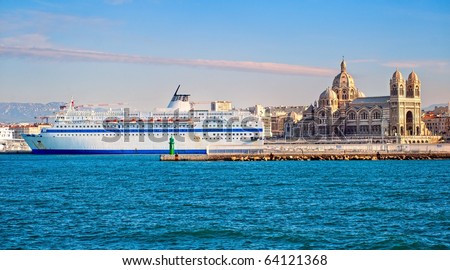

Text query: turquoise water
(1, 155), (449, 249)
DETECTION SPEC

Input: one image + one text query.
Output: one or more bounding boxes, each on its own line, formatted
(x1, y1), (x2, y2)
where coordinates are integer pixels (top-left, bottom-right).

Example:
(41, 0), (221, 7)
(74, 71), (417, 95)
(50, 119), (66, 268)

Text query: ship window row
(56, 124), (194, 128)
(56, 123), (260, 128)
(204, 133), (256, 136)
(54, 132), (260, 138)
(202, 124), (258, 127)
(55, 131), (259, 135)
(56, 125), (103, 128)
(54, 125), (259, 130)
(207, 137), (254, 140)
(203, 137), (255, 141)
(55, 133), (195, 137)
(53, 133), (259, 137)
(52, 133), (244, 137)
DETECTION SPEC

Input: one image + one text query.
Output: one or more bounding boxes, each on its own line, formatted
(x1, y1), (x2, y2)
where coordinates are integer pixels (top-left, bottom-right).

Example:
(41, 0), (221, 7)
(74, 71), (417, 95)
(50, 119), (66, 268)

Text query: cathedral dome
(319, 87), (338, 100)
(408, 70), (419, 81)
(392, 69), (403, 81)
(332, 60), (355, 88)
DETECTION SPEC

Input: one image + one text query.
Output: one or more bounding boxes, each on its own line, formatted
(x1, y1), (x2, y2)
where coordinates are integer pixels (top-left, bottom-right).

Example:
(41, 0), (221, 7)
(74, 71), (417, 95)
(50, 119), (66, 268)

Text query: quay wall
(162, 143), (450, 161)
(0, 140), (31, 154)
(161, 152), (450, 161)
(263, 143), (450, 154)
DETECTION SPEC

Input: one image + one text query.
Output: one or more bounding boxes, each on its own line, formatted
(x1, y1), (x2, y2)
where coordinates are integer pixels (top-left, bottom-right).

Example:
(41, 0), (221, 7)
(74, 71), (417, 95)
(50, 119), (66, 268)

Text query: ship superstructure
(23, 87), (264, 154)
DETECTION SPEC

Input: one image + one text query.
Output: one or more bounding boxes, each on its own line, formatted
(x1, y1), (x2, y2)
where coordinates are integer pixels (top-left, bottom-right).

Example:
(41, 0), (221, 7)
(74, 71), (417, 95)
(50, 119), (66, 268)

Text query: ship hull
(30, 149), (207, 155)
(23, 133), (263, 155)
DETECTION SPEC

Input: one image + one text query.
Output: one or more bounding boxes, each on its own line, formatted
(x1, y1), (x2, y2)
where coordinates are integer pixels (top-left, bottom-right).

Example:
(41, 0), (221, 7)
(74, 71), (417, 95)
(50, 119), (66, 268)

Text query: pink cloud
(0, 45), (335, 77)
(0, 34), (53, 48)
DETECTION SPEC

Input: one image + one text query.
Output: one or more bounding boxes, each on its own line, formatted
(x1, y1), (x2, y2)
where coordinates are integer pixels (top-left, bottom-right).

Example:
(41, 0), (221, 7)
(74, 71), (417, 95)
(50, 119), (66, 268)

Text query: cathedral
(285, 60), (437, 143)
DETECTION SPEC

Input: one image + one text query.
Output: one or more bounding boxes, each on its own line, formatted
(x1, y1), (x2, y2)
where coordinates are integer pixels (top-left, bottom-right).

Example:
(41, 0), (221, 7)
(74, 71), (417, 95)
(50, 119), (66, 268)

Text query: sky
(0, 0), (449, 110)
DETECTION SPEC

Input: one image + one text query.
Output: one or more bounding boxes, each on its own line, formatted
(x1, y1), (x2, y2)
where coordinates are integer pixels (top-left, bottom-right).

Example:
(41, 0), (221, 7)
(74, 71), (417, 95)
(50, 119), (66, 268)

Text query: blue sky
(1, 0), (449, 110)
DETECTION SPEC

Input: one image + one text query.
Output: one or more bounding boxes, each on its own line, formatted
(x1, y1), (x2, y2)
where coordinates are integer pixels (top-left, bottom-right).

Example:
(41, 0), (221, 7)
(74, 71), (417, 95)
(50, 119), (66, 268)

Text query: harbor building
(285, 60), (439, 143)
(211, 101), (232, 112)
(0, 124), (49, 152)
(0, 126), (14, 143)
(423, 103), (450, 142)
(252, 105), (305, 139)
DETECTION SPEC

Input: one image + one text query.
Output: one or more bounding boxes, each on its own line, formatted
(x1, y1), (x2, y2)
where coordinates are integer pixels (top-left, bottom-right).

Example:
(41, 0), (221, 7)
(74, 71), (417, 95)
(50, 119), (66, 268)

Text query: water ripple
(1, 156), (449, 249)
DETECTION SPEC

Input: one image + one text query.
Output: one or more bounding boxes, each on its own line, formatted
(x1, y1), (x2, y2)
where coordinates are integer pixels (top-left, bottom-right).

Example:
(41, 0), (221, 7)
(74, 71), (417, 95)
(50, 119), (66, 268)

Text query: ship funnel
(167, 85), (191, 111)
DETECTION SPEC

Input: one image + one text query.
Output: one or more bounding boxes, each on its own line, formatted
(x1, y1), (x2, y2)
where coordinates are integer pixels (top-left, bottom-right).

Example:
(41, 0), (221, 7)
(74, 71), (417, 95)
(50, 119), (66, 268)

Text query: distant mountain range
(0, 102), (64, 123)
(0, 101), (447, 124)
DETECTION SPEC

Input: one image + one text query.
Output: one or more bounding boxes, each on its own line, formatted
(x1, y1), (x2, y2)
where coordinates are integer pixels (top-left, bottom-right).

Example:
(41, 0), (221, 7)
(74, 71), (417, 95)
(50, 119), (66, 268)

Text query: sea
(1, 154), (449, 250)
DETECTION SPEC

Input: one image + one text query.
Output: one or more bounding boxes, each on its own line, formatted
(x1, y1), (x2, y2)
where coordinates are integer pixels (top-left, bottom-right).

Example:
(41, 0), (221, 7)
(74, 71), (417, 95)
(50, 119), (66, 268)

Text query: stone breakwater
(160, 152), (450, 161)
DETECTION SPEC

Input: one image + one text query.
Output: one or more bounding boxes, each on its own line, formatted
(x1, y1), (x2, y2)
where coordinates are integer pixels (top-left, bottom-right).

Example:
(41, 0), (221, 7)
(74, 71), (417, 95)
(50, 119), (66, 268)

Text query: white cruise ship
(23, 87), (264, 154)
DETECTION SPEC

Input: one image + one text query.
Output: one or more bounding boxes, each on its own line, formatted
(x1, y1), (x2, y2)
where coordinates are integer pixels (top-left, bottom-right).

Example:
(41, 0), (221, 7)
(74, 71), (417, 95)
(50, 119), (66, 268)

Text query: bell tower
(389, 69), (423, 137)
(389, 69), (406, 136)
(405, 71), (422, 135)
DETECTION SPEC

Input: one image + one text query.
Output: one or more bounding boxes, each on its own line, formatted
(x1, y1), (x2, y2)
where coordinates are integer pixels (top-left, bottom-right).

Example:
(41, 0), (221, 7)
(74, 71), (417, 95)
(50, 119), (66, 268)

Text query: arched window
(415, 86), (420, 96)
(392, 85), (397, 95)
(360, 111), (368, 120)
(407, 86), (414, 98)
(399, 85), (404, 95)
(348, 112), (356, 120)
(372, 111), (381, 120)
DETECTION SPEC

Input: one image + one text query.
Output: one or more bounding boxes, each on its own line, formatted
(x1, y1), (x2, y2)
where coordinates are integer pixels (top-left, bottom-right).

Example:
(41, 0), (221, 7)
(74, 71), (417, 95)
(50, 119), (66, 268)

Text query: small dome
(392, 69), (403, 81)
(319, 88), (338, 100)
(408, 70), (419, 81)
